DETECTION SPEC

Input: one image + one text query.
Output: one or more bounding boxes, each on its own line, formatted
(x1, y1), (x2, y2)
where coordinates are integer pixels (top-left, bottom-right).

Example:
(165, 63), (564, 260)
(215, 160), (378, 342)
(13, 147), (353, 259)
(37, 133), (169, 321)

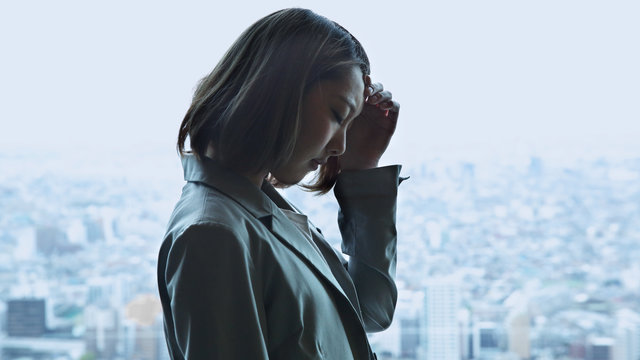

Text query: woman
(157, 8), (403, 359)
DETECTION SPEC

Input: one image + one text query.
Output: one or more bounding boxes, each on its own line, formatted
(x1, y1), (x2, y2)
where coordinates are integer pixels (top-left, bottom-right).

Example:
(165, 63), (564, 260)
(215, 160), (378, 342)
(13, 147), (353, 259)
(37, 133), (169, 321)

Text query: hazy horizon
(1, 0), (639, 166)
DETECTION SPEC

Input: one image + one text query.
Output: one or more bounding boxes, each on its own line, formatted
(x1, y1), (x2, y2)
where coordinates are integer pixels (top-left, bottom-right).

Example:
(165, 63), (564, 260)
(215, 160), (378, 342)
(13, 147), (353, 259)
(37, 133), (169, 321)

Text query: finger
(389, 100), (400, 114)
(387, 100), (400, 120)
(368, 90), (392, 105)
(364, 76), (374, 97)
(366, 82), (384, 97)
(364, 74), (372, 88)
(377, 99), (399, 113)
(378, 100), (395, 111)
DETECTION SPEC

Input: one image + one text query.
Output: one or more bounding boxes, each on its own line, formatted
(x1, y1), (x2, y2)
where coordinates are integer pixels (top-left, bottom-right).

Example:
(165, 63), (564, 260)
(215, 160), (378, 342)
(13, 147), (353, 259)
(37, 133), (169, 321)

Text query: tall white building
(614, 309), (640, 360)
(420, 277), (461, 360)
(505, 297), (531, 360)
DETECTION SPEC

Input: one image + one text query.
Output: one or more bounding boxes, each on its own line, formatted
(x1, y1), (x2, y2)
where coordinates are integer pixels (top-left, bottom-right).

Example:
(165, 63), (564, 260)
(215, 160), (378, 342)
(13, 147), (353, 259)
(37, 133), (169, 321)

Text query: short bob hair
(177, 8), (370, 193)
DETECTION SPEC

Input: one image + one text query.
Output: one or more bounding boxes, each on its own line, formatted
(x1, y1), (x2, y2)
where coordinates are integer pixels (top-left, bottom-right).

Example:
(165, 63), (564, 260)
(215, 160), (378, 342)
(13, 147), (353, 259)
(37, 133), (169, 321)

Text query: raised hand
(339, 75), (400, 171)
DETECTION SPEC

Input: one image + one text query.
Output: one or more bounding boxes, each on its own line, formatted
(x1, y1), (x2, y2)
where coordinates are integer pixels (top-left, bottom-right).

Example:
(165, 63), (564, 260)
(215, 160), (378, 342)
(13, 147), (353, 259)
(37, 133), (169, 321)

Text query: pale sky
(1, 0), (638, 166)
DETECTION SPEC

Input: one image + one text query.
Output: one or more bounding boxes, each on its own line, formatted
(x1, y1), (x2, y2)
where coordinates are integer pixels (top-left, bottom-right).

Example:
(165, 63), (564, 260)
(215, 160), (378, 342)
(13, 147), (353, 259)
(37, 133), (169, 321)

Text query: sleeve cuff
(334, 165), (404, 198)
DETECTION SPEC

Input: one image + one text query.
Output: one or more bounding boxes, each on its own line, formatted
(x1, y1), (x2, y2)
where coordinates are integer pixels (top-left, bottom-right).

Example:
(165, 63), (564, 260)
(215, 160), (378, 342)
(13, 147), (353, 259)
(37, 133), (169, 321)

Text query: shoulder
(163, 182), (262, 251)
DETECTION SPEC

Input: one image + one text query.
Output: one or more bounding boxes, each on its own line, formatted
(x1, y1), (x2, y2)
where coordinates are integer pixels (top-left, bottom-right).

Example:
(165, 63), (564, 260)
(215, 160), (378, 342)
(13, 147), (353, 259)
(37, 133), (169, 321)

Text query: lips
(309, 158), (326, 171)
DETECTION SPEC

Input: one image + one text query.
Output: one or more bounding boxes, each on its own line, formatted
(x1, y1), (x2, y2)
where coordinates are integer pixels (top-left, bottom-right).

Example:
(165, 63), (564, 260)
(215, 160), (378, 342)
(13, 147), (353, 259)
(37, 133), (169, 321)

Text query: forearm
(334, 165), (402, 332)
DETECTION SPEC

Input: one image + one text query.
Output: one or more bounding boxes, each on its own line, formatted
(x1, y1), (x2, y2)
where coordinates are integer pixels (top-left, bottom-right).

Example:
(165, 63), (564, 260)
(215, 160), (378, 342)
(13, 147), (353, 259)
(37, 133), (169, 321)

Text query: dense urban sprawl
(1, 152), (639, 360)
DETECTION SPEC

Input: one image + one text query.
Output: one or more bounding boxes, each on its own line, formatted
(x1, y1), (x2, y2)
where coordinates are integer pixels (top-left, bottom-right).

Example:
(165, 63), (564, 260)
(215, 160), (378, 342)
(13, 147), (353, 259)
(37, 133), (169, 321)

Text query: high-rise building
(586, 336), (614, 360)
(84, 305), (119, 359)
(506, 307), (530, 359)
(400, 317), (420, 359)
(392, 288), (423, 358)
(472, 320), (507, 360)
(420, 277), (461, 360)
(459, 308), (472, 360)
(7, 298), (46, 337)
(614, 309), (640, 360)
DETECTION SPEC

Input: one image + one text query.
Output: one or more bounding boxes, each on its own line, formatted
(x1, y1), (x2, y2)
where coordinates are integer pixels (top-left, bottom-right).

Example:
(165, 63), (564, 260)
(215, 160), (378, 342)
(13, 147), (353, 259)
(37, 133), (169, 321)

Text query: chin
(271, 163), (314, 187)
(270, 172), (306, 187)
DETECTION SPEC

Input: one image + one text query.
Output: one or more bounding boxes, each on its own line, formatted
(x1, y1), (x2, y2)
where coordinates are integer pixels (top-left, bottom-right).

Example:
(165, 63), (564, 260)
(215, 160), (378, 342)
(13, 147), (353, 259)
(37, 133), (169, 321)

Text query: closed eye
(331, 109), (344, 125)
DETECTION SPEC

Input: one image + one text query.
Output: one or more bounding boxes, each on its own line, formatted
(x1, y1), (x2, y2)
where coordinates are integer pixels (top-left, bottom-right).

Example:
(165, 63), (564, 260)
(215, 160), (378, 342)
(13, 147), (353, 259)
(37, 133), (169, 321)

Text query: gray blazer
(157, 155), (402, 359)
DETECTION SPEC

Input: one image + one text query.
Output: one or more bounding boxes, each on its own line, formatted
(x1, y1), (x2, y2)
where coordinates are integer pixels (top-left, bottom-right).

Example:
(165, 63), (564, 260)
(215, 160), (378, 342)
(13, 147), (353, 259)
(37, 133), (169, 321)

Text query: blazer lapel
(182, 155), (352, 307)
(261, 183), (364, 319)
(257, 209), (350, 302)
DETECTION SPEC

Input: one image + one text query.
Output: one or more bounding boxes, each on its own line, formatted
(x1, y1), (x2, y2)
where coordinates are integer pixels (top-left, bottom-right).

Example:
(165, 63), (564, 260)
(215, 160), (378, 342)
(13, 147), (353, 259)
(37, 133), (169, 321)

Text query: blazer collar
(182, 154), (274, 219)
(181, 155), (350, 301)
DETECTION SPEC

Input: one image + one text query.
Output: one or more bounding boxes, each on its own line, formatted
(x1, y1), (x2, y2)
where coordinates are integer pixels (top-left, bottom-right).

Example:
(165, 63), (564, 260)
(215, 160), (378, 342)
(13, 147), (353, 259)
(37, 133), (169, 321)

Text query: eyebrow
(338, 95), (357, 115)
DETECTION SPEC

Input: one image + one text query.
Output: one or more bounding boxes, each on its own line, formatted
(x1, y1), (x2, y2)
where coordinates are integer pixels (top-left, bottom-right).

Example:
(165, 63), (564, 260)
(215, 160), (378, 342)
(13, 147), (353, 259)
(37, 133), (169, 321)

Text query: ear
(363, 74), (372, 87)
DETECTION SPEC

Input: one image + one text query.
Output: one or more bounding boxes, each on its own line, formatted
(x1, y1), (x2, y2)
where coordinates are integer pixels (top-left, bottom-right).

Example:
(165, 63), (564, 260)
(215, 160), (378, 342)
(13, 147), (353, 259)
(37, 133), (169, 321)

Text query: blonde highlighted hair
(177, 8), (370, 193)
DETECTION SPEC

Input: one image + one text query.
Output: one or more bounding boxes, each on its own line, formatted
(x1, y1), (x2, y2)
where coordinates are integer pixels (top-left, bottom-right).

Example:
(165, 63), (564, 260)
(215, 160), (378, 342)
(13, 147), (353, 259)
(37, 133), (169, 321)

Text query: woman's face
(271, 66), (365, 185)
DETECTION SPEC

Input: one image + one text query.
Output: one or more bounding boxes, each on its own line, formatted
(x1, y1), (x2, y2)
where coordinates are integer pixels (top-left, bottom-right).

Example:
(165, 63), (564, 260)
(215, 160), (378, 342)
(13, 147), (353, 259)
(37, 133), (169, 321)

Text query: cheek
(315, 122), (335, 146)
(299, 119), (334, 152)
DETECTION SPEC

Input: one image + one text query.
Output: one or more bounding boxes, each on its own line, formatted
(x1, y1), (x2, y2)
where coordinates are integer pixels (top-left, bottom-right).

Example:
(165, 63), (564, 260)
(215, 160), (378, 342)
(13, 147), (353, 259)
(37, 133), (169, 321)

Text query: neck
(206, 143), (266, 188)
(247, 171), (268, 188)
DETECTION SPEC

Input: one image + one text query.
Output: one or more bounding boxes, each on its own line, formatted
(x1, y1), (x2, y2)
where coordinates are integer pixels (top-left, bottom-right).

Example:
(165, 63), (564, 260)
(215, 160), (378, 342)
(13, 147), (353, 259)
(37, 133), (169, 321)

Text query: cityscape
(1, 150), (639, 360)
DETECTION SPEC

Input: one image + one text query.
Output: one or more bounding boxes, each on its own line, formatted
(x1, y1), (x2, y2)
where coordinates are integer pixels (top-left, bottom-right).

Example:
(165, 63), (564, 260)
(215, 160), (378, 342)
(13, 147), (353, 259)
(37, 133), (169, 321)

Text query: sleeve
(163, 223), (269, 359)
(333, 165), (403, 333)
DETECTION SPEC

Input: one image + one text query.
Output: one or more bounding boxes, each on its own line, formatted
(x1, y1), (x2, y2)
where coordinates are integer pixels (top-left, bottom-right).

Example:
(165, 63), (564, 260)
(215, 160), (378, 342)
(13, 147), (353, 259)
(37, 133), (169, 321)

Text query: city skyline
(4, 151), (638, 359)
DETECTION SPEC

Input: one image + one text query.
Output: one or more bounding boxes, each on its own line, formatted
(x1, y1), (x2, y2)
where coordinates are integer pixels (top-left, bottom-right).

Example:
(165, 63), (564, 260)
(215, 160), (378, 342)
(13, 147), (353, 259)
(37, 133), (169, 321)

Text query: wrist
(341, 159), (379, 171)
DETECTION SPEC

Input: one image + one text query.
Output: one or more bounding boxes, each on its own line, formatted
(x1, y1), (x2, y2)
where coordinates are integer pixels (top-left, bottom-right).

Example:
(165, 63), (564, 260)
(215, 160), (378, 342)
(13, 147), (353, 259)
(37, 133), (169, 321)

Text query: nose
(327, 128), (347, 156)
